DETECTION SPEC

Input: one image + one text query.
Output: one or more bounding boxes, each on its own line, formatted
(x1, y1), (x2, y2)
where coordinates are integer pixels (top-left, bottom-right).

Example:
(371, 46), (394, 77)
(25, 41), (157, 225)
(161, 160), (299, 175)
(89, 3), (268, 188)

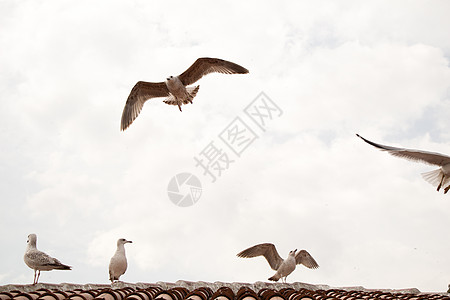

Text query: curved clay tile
(141, 286), (163, 299)
(155, 291), (175, 300)
(211, 287), (235, 300)
(185, 287), (213, 300)
(236, 287), (258, 300)
(259, 289), (285, 300)
(94, 289), (124, 300)
(126, 290), (152, 300)
(13, 293), (38, 300)
(67, 294), (88, 300)
(169, 287), (189, 300)
(38, 292), (62, 300)
(116, 288), (134, 299)
(51, 290), (72, 299)
(0, 292), (15, 300)
(278, 288), (295, 299)
(82, 289), (105, 300)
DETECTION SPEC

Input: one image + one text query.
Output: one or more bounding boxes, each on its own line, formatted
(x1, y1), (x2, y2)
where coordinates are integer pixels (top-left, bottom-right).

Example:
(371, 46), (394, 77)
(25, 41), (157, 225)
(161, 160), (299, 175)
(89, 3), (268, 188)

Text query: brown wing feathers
(237, 243), (283, 271)
(120, 81), (169, 131)
(178, 57), (249, 86)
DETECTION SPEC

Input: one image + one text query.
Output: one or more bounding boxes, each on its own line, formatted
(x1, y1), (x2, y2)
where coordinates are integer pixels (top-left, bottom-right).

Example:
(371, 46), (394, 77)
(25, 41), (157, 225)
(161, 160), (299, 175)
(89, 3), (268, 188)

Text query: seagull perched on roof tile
(120, 57), (249, 131)
(357, 134), (450, 194)
(109, 238), (132, 282)
(237, 243), (319, 283)
(23, 233), (71, 284)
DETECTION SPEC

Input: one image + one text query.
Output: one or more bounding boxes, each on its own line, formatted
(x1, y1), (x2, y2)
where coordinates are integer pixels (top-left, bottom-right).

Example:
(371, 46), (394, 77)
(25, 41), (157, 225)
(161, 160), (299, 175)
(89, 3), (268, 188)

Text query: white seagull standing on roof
(120, 57), (249, 131)
(237, 243), (319, 283)
(23, 233), (72, 284)
(356, 134), (450, 194)
(109, 238), (132, 283)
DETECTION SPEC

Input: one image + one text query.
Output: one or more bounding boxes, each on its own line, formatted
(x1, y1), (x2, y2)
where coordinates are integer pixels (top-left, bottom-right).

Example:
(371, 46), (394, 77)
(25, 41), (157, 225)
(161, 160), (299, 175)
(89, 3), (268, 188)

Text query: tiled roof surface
(0, 282), (449, 300)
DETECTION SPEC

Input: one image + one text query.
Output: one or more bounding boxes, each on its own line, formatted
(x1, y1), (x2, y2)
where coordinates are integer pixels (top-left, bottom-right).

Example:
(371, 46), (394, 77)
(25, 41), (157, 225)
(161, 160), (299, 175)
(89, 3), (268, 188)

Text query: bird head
(166, 75), (174, 81)
(27, 233), (37, 248)
(289, 249), (297, 256)
(117, 238), (133, 246)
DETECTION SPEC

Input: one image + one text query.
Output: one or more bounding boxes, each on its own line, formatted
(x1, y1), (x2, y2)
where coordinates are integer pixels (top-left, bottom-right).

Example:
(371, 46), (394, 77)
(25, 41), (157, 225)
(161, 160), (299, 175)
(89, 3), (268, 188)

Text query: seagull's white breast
(109, 252), (128, 277)
(276, 255), (296, 277)
(165, 76), (187, 98)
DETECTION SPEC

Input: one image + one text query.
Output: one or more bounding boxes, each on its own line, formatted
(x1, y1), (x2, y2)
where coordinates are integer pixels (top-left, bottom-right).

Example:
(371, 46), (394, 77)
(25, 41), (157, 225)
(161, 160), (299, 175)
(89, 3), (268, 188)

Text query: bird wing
(178, 57), (249, 86)
(236, 243), (283, 271)
(295, 250), (319, 269)
(356, 134), (450, 167)
(121, 81), (169, 131)
(25, 250), (71, 270)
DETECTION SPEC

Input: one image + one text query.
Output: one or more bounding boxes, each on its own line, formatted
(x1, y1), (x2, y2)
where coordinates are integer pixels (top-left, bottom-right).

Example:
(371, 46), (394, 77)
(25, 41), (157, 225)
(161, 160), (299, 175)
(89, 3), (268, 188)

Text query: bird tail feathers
(421, 168), (444, 187)
(187, 85), (200, 101)
(53, 264), (72, 270)
(163, 86), (200, 106)
(268, 274), (280, 281)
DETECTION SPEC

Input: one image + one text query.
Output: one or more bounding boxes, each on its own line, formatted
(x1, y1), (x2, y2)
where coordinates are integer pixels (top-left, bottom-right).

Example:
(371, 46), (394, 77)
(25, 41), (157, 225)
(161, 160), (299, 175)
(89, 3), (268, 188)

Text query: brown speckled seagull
(357, 134), (450, 193)
(237, 243), (319, 283)
(120, 57), (249, 131)
(23, 233), (72, 284)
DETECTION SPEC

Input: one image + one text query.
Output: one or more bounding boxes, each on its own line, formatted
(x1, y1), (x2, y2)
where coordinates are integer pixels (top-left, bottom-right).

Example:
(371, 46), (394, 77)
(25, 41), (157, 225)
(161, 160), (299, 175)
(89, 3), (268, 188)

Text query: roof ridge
(0, 281), (447, 297)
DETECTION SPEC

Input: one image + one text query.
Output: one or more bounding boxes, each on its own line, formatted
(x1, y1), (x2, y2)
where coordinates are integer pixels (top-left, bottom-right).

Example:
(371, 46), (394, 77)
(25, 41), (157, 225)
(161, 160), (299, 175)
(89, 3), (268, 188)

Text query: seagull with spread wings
(237, 243), (319, 283)
(356, 134), (450, 193)
(120, 57), (249, 131)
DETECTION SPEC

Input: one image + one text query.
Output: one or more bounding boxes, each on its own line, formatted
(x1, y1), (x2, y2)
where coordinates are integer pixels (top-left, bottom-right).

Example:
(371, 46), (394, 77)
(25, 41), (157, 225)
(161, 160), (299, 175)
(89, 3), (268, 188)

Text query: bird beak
(294, 249), (297, 252)
(127, 240), (133, 243)
(166, 78), (170, 81)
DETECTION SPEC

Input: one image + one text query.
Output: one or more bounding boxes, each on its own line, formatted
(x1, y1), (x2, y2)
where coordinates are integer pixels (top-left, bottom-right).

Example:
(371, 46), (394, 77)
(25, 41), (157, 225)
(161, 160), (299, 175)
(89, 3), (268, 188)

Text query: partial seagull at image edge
(120, 57), (249, 131)
(356, 133), (450, 193)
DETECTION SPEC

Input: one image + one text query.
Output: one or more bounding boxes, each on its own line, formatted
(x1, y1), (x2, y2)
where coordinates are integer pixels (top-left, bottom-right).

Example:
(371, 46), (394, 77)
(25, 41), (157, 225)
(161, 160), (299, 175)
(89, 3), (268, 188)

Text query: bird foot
(444, 186), (450, 194)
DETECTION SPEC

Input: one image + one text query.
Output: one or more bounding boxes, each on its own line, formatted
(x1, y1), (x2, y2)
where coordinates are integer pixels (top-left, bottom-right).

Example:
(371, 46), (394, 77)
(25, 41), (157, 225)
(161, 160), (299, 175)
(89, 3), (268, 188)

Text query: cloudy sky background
(1, 0), (450, 292)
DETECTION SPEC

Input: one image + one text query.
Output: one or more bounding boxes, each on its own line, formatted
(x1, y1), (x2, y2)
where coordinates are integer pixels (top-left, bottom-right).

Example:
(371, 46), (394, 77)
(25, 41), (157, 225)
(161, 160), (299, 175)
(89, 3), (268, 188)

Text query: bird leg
(437, 174), (445, 191)
(175, 98), (183, 112)
(33, 270), (37, 284)
(36, 270), (41, 284)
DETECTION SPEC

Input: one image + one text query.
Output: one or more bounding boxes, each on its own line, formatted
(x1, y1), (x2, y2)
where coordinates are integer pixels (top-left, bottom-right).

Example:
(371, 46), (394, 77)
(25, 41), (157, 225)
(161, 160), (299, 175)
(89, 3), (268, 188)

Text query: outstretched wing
(356, 134), (450, 167)
(121, 81), (169, 131)
(178, 57), (249, 86)
(295, 250), (319, 269)
(237, 243), (283, 271)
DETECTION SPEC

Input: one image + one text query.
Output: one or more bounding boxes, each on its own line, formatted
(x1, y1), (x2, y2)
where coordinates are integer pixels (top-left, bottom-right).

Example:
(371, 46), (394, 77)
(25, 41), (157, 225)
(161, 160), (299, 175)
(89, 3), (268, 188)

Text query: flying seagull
(120, 57), (249, 131)
(109, 238), (132, 282)
(237, 243), (319, 283)
(356, 134), (450, 193)
(23, 233), (71, 284)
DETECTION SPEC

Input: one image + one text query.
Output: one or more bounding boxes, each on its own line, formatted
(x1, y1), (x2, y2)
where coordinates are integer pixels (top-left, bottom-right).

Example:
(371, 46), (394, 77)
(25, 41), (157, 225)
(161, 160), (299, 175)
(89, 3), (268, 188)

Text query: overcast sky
(1, 0), (450, 293)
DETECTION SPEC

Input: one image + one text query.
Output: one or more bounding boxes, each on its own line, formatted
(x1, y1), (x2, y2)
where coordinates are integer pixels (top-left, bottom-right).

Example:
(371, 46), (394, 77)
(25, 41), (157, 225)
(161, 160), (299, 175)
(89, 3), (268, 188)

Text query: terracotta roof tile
(0, 282), (449, 300)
